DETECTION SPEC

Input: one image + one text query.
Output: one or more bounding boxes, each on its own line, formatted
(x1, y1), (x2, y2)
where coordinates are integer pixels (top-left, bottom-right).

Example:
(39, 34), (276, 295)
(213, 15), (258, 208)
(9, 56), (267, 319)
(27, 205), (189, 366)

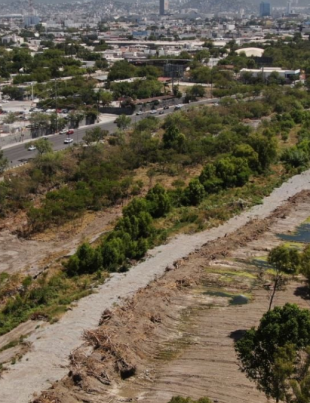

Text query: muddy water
(277, 222), (310, 244)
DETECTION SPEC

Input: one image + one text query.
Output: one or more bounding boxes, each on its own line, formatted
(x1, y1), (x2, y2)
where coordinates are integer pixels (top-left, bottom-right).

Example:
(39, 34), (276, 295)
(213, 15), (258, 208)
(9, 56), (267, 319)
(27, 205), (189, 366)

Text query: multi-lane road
(3, 98), (219, 167)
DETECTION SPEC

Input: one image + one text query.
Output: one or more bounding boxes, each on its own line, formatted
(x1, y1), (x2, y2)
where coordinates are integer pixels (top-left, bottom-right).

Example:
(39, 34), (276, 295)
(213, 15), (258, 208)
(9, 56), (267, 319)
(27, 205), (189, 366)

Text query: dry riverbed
(2, 169), (310, 403)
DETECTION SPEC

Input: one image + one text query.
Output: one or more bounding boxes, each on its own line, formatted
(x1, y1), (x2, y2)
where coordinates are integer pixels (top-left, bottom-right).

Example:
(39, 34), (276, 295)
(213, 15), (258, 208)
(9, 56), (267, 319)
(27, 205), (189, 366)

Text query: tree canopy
(235, 303), (310, 402)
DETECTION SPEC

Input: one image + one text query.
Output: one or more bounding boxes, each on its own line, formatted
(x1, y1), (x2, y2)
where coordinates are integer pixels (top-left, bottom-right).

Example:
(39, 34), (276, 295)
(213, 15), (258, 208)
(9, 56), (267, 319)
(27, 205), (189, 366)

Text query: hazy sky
(0, 0), (305, 6)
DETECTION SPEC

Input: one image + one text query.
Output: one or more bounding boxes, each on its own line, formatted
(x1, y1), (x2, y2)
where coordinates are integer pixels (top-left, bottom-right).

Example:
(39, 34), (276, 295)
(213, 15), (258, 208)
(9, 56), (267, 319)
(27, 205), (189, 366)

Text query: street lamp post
(54, 79), (58, 133)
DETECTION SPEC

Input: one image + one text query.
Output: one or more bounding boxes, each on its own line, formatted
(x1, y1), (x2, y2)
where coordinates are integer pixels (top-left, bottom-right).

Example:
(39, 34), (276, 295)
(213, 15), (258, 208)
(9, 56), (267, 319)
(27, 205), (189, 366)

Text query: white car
(59, 129), (67, 135)
(150, 110), (157, 114)
(28, 145), (36, 151)
(136, 111), (143, 115)
(2, 100), (9, 103)
(64, 138), (73, 144)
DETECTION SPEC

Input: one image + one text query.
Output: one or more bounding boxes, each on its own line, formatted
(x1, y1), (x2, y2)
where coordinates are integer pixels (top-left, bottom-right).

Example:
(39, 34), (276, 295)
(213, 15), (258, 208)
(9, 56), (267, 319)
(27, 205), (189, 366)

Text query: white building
(240, 67), (300, 80)
(1, 34), (24, 45)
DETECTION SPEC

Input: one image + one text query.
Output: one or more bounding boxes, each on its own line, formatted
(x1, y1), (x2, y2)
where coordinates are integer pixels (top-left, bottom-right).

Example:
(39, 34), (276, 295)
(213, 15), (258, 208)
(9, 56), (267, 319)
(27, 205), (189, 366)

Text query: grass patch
(0, 273), (10, 285)
(209, 268), (257, 279)
(158, 169), (289, 240)
(0, 271), (108, 336)
(282, 241), (304, 250)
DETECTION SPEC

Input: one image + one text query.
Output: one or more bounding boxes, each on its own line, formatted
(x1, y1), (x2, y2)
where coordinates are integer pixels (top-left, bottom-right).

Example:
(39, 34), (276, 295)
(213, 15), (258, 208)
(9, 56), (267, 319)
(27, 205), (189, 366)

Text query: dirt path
(1, 169), (310, 403)
(28, 186), (310, 403)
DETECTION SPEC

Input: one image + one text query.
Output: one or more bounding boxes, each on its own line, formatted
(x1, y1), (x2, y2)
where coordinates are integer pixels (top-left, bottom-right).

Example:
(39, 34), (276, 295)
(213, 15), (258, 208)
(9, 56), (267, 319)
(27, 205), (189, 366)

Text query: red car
(67, 129), (74, 135)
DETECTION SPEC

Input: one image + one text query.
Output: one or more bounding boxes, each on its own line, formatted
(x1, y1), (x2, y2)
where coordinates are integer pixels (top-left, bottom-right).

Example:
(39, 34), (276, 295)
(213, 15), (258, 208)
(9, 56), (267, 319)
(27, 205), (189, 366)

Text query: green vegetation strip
(2, 84), (310, 335)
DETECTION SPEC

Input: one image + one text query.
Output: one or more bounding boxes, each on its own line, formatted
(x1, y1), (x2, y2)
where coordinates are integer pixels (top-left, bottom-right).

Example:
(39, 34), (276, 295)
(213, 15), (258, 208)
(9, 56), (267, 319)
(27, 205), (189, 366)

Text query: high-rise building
(159, 0), (168, 16)
(24, 15), (40, 27)
(286, 0), (292, 14)
(24, 0), (40, 28)
(259, 2), (271, 17)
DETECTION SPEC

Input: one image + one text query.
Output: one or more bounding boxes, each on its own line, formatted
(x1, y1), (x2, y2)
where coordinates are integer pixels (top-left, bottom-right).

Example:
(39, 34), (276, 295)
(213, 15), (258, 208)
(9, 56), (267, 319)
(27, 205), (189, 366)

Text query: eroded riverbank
(2, 169), (310, 403)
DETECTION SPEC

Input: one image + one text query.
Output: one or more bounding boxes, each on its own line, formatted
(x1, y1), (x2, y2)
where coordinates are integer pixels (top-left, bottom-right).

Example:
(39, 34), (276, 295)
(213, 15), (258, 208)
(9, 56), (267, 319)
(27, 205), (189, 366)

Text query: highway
(3, 98), (219, 167)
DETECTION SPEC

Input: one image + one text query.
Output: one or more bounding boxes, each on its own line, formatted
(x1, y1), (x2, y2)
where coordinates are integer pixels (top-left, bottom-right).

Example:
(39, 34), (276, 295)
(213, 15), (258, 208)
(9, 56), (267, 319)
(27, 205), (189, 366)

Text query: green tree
(99, 90), (113, 106)
(114, 114), (131, 130)
(95, 59), (108, 70)
(233, 144), (260, 172)
(247, 134), (278, 171)
(194, 49), (210, 62)
(0, 149), (8, 174)
(290, 349), (310, 403)
(68, 111), (84, 129)
(267, 245), (300, 310)
(50, 113), (66, 133)
(65, 242), (103, 276)
(146, 183), (171, 218)
(235, 303), (310, 402)
(83, 127), (108, 145)
(185, 85), (205, 102)
(299, 245), (310, 286)
(32, 151), (63, 180)
(199, 163), (222, 193)
(122, 197), (149, 218)
(108, 60), (137, 81)
(281, 147), (308, 170)
(101, 238), (125, 271)
(271, 344), (296, 402)
(3, 112), (16, 124)
(30, 112), (50, 137)
(183, 179), (205, 206)
(190, 66), (211, 83)
(162, 124), (185, 151)
(29, 138), (53, 155)
(215, 156), (251, 188)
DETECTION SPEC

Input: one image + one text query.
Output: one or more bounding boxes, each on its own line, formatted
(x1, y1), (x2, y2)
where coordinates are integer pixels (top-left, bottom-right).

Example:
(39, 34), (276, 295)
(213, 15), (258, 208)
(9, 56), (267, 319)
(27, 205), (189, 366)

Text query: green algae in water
(210, 269), (256, 279)
(203, 289), (249, 305)
(231, 295), (248, 305)
(204, 290), (236, 298)
(277, 223), (310, 244)
(252, 258), (273, 269)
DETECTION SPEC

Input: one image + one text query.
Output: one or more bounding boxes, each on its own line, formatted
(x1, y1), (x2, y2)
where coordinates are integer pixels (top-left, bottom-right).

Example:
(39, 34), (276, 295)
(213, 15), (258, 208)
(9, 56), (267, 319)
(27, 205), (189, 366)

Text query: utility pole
(97, 91), (100, 123)
(55, 79), (58, 133)
(210, 60), (214, 99)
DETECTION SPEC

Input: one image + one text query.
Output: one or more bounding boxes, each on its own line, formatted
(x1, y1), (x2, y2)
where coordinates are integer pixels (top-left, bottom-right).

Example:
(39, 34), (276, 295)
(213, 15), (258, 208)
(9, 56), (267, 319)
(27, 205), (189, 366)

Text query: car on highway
(59, 129), (67, 135)
(67, 129), (74, 135)
(136, 111), (143, 115)
(150, 110), (157, 114)
(158, 110), (165, 115)
(64, 138), (73, 144)
(31, 108), (43, 113)
(28, 145), (36, 151)
(163, 105), (169, 110)
(174, 104), (183, 110)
